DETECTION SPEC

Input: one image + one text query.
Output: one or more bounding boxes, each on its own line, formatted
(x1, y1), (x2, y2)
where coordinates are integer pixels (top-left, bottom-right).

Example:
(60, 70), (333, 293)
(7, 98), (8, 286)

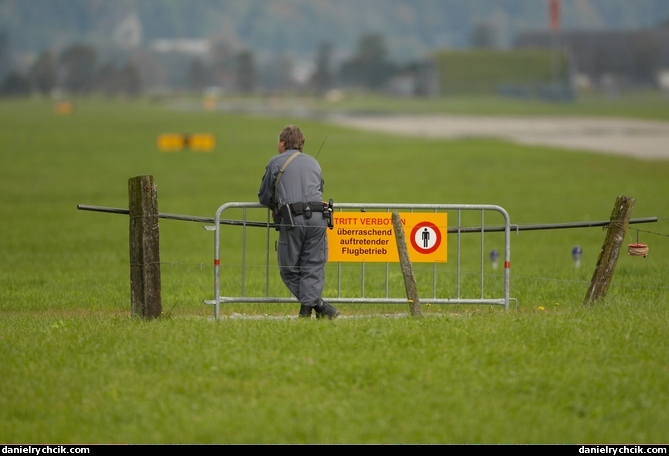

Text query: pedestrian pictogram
(410, 221), (441, 254)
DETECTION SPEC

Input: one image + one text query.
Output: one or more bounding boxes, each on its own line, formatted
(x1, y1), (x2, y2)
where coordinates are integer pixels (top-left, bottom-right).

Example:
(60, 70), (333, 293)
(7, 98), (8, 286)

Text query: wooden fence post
(392, 212), (422, 317)
(583, 195), (635, 305)
(128, 175), (162, 318)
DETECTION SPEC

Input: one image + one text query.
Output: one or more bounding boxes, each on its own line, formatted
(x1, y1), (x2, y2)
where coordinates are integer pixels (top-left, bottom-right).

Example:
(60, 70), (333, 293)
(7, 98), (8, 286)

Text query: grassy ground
(0, 94), (668, 443)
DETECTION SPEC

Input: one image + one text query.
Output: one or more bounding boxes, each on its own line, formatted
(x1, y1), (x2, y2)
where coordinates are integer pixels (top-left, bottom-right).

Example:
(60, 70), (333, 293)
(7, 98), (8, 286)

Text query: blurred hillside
(1, 0), (669, 97)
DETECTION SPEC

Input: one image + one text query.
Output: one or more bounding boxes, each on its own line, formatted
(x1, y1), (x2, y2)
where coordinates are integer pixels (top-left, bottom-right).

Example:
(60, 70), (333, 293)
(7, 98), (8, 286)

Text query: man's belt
(289, 201), (326, 215)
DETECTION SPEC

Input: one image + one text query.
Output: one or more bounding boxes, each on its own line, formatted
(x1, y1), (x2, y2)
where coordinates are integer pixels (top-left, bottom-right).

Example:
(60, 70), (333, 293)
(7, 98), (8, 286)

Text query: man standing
(258, 125), (339, 319)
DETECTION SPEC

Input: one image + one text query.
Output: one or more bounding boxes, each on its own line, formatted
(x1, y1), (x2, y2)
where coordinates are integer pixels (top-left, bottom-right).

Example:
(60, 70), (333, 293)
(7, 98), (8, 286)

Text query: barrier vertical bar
(241, 208), (247, 296)
(502, 206), (511, 311)
(480, 209), (485, 299)
(457, 209), (462, 299)
(265, 209), (271, 297)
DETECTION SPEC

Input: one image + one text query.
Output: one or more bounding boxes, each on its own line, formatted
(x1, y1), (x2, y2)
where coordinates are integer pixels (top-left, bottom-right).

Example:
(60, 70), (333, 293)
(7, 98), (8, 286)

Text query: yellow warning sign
(157, 133), (216, 152)
(328, 212), (447, 263)
(203, 96), (217, 111)
(157, 134), (184, 151)
(55, 101), (74, 115)
(187, 133), (216, 151)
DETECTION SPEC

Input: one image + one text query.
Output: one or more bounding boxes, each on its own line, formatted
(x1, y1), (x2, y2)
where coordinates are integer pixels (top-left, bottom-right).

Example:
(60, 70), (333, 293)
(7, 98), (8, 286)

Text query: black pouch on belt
(272, 207), (282, 231)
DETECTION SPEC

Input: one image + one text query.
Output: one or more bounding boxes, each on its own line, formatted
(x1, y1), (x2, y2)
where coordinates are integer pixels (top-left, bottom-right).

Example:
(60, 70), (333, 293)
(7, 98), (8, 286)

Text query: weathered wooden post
(583, 195), (635, 305)
(128, 175), (162, 318)
(392, 212), (422, 317)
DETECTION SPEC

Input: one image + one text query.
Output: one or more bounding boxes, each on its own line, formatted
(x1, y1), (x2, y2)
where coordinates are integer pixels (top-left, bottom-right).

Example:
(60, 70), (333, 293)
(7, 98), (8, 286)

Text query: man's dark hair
(279, 125), (305, 151)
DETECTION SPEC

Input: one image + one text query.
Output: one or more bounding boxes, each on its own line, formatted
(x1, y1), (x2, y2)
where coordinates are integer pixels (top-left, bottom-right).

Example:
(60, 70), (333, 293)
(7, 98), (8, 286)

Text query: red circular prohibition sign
(410, 221), (441, 254)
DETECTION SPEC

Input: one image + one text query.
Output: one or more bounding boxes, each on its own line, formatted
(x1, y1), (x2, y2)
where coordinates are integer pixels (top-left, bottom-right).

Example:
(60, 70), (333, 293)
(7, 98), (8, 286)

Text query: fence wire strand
(158, 259), (669, 292)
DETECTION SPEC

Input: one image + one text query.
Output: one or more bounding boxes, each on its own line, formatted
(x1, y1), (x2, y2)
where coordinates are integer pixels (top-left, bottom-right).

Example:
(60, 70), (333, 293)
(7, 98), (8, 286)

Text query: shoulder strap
(274, 151), (300, 205)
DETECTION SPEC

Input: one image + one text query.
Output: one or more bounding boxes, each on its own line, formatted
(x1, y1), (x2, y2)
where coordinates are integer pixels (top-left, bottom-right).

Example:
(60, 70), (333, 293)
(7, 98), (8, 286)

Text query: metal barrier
(204, 202), (512, 319)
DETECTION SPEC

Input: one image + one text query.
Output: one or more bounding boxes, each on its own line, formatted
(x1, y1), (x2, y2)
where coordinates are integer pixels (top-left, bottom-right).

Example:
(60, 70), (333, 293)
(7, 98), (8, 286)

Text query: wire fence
(157, 217), (669, 298)
(157, 258), (669, 292)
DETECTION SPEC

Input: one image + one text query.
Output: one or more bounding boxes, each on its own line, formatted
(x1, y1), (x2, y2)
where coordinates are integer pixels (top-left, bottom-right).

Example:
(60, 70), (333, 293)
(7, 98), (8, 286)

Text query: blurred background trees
(1, 0), (669, 99)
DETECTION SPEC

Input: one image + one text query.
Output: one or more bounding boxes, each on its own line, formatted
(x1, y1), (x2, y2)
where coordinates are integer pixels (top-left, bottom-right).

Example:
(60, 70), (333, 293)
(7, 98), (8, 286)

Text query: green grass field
(1, 94), (668, 444)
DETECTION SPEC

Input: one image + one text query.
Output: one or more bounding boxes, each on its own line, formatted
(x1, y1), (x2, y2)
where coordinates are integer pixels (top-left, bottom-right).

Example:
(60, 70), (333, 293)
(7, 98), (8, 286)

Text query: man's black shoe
(314, 300), (340, 320)
(298, 305), (313, 318)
